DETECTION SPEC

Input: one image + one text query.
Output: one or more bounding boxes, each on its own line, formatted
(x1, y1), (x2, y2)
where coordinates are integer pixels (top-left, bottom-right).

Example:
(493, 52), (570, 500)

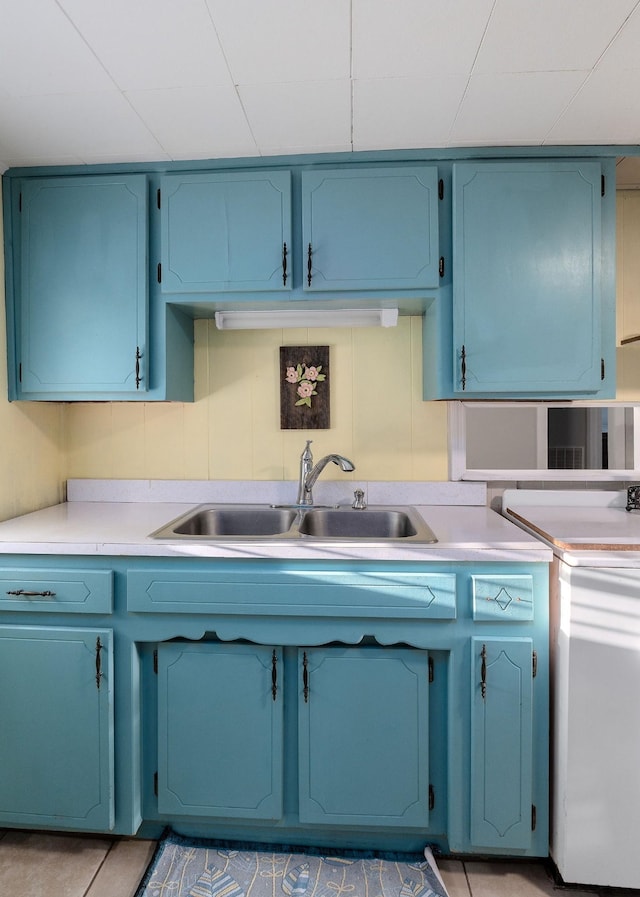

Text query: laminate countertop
(0, 480), (550, 564)
(502, 488), (640, 567)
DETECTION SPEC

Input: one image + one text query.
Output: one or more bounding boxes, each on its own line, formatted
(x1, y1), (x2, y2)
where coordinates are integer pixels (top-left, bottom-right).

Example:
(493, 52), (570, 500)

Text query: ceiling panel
(353, 75), (468, 149)
(352, 0), (494, 78)
(475, 0), (639, 73)
(58, 0), (231, 90)
(451, 71), (589, 145)
(127, 86), (258, 159)
(205, 0), (351, 83)
(238, 80), (352, 156)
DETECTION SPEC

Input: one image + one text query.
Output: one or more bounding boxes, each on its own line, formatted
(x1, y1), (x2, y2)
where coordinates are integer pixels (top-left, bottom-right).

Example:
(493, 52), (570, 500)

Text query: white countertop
(502, 488), (640, 567)
(0, 480), (550, 563)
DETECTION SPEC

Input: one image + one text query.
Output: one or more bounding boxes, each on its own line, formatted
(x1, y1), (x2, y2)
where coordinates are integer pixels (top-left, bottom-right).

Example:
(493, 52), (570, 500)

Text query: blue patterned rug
(136, 832), (449, 897)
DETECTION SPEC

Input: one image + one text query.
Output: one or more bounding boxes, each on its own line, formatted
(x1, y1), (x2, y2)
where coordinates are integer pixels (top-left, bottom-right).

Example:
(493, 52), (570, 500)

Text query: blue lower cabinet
(0, 625), (114, 831)
(470, 637), (534, 850)
(298, 646), (430, 827)
(156, 641), (284, 820)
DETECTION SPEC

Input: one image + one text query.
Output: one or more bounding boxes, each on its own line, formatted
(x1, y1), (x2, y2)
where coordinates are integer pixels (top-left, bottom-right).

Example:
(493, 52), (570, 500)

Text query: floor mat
(136, 832), (449, 897)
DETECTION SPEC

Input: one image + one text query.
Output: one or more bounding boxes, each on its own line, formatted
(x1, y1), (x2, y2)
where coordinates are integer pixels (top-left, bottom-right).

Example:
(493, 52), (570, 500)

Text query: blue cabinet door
(470, 637), (534, 850)
(0, 625), (114, 830)
(160, 171), (292, 292)
(302, 166), (440, 291)
(452, 161), (603, 396)
(157, 642), (284, 819)
(18, 175), (148, 397)
(298, 646), (430, 827)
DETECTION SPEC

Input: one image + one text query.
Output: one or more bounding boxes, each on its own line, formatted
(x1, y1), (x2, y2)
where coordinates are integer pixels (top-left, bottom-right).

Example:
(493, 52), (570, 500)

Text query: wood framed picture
(280, 346), (330, 429)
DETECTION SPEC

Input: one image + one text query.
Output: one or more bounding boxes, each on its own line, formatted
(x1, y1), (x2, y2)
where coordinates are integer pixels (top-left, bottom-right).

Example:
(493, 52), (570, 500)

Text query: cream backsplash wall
(0, 185), (65, 522)
(65, 316), (449, 482)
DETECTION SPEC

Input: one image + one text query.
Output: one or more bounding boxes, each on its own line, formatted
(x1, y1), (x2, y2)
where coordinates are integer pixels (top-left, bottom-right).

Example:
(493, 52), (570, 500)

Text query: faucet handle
(352, 489), (366, 510)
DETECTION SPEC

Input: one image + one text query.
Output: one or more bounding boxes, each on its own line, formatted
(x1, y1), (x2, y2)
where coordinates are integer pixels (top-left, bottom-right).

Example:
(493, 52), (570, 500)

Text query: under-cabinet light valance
(214, 308), (398, 330)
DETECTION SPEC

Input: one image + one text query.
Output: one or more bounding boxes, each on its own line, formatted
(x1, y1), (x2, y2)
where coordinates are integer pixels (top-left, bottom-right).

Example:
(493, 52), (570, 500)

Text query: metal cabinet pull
(135, 347), (142, 389)
(271, 649), (278, 701)
(307, 243), (313, 287)
(282, 242), (288, 286)
(480, 643), (487, 699)
(95, 637), (103, 690)
(303, 651), (309, 702)
(6, 589), (55, 598)
(461, 345), (467, 391)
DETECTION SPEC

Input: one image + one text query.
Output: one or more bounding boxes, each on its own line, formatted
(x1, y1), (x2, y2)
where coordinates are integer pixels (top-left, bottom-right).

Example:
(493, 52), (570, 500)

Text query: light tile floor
(1, 830), (639, 897)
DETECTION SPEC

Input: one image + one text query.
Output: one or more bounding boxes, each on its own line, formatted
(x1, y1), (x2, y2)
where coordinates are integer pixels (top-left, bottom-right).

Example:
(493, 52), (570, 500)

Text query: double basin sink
(152, 504), (437, 544)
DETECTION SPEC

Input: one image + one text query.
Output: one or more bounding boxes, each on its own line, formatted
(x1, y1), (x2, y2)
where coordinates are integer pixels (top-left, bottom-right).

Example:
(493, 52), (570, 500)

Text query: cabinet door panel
(157, 642), (283, 819)
(453, 161), (602, 395)
(470, 637), (533, 850)
(302, 167), (439, 290)
(161, 171), (292, 292)
(0, 626), (114, 830)
(19, 175), (147, 395)
(298, 646), (429, 827)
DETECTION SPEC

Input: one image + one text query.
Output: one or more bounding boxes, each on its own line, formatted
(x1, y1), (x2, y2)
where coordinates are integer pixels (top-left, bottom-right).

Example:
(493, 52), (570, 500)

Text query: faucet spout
(295, 440), (355, 506)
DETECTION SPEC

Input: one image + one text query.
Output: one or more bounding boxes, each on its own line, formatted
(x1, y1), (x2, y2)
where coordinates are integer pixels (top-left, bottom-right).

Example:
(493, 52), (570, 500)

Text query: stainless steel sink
(297, 507), (435, 541)
(151, 503), (437, 543)
(154, 505), (298, 538)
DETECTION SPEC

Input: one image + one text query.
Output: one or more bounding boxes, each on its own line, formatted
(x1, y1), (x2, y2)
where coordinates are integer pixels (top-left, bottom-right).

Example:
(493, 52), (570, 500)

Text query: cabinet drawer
(471, 575), (534, 621)
(0, 569), (113, 613)
(128, 569), (456, 619)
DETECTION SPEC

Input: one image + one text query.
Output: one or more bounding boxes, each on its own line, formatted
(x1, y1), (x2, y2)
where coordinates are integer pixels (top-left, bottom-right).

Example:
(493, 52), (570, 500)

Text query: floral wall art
(280, 345), (330, 429)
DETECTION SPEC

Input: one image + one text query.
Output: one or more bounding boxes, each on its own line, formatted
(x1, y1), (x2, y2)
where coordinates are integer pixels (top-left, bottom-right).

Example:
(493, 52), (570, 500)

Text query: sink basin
(297, 507), (436, 541)
(151, 504), (437, 543)
(154, 505), (298, 538)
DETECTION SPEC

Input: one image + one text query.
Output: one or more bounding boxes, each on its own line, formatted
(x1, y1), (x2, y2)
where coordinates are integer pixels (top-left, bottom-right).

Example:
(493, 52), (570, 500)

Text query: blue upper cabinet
(302, 166), (440, 291)
(160, 171), (292, 293)
(451, 161), (607, 397)
(17, 175), (148, 398)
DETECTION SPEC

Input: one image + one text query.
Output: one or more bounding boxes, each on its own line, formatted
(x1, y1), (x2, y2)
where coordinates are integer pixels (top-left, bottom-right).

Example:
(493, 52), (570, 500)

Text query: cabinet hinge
(157, 188), (161, 210)
(438, 178), (444, 201)
(157, 262), (162, 284)
(532, 650), (537, 678)
(428, 656), (434, 683)
(531, 804), (537, 831)
(154, 772), (158, 796)
(601, 174), (606, 197)
(439, 256), (445, 278)
(601, 358), (605, 380)
(429, 784), (435, 811)
(153, 649), (158, 674)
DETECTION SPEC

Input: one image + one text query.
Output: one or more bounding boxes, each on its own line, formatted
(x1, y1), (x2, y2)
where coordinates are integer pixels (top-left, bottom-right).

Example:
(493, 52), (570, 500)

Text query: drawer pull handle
(6, 589), (56, 598)
(95, 637), (103, 690)
(480, 643), (487, 699)
(282, 242), (288, 286)
(271, 649), (278, 701)
(307, 243), (313, 287)
(303, 651), (309, 703)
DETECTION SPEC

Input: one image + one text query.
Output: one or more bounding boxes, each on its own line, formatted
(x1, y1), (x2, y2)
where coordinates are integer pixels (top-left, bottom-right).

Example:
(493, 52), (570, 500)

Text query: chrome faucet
(296, 440), (355, 506)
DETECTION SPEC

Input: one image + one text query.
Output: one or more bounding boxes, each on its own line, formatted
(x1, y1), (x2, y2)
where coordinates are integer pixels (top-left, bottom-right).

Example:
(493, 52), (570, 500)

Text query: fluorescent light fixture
(214, 308), (399, 330)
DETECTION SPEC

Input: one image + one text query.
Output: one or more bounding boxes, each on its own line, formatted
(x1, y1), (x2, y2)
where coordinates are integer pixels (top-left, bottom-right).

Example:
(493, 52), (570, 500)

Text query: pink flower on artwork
(297, 381), (315, 398)
(285, 366), (299, 383)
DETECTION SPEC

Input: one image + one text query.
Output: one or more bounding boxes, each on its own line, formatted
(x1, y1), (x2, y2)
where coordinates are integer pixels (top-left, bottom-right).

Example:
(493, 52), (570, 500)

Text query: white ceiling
(3, 0), (640, 173)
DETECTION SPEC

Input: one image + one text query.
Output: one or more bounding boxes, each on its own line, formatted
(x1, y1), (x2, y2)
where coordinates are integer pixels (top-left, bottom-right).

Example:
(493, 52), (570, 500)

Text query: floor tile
(437, 859), (470, 897)
(0, 830), (112, 896)
(86, 838), (157, 897)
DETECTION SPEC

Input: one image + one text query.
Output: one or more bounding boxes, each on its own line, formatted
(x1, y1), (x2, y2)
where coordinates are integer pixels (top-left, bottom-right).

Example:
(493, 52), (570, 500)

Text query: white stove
(503, 489), (640, 890)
